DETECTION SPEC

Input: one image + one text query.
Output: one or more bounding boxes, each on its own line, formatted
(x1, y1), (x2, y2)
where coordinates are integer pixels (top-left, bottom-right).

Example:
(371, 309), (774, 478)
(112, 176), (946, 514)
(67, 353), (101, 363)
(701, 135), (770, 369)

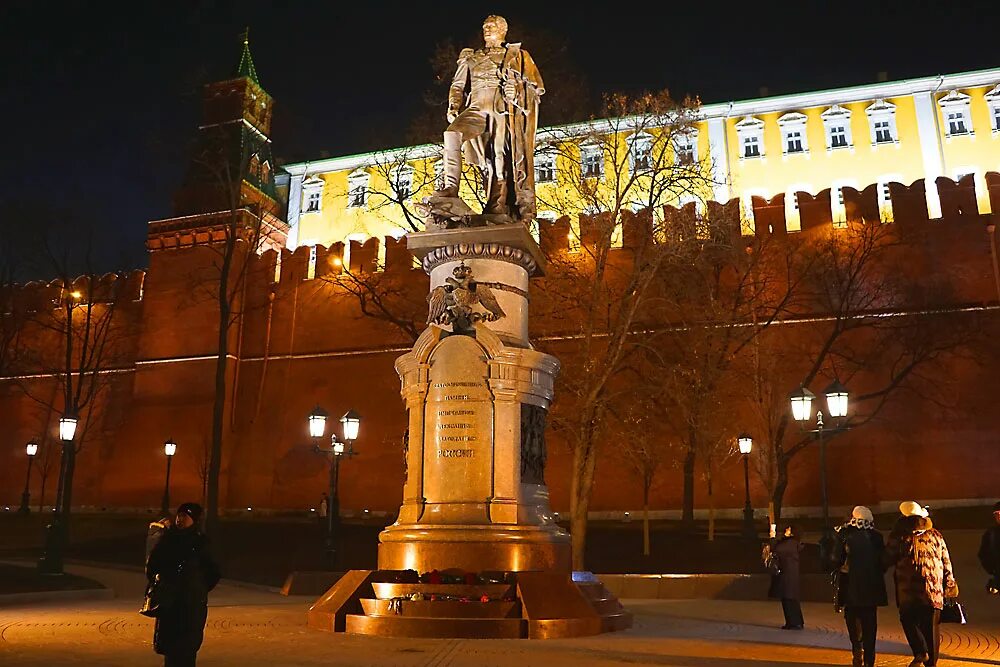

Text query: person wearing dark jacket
(768, 523), (804, 630)
(146, 503), (221, 667)
(978, 501), (1000, 594)
(884, 501), (958, 667)
(833, 506), (888, 667)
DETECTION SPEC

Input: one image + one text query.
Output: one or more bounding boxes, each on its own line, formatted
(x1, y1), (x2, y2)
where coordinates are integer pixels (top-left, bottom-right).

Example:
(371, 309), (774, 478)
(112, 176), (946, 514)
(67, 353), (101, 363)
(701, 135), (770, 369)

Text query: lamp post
(789, 380), (850, 567)
(19, 441), (39, 514)
(38, 412), (78, 574)
(161, 439), (177, 515)
(737, 433), (755, 538)
(308, 407), (360, 570)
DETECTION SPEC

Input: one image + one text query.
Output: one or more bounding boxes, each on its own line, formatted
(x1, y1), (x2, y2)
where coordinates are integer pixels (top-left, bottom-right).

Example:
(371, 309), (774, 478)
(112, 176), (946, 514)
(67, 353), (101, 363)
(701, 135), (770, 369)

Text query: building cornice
(279, 67), (1000, 178)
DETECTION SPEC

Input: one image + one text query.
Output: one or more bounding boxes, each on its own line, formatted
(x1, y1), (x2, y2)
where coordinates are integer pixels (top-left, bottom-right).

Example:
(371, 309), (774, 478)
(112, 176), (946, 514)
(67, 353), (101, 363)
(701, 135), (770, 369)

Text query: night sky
(2, 1), (998, 273)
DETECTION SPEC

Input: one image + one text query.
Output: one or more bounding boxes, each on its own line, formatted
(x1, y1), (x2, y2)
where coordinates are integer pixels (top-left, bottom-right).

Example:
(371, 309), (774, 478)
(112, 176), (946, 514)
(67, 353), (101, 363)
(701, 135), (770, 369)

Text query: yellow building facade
(279, 67), (1000, 251)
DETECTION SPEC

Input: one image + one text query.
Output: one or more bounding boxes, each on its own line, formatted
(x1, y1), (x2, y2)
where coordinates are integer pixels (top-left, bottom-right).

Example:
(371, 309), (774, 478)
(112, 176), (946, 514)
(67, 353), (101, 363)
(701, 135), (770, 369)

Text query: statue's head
(482, 15), (508, 46)
(453, 263), (473, 280)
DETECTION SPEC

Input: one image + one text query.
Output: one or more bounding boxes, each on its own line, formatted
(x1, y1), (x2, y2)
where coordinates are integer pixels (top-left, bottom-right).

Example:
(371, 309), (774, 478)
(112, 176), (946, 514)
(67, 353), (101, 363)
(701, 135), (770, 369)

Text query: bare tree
(618, 397), (673, 555)
(745, 220), (981, 519)
(536, 90), (720, 568)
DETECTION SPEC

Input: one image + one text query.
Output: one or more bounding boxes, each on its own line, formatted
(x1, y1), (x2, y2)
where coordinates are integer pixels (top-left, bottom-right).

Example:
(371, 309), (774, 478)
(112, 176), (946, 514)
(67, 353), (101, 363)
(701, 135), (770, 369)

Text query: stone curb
(0, 587), (114, 606)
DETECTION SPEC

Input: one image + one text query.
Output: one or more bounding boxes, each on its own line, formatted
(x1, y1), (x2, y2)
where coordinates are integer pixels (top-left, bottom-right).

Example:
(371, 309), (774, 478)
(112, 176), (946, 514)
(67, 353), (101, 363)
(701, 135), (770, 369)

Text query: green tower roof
(236, 30), (259, 85)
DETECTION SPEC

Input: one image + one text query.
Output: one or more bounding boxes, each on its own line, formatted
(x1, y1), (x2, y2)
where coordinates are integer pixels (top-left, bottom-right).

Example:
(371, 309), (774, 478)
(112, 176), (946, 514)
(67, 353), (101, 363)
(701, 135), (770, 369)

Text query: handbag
(139, 573), (179, 618)
(140, 545), (195, 618)
(940, 599), (967, 624)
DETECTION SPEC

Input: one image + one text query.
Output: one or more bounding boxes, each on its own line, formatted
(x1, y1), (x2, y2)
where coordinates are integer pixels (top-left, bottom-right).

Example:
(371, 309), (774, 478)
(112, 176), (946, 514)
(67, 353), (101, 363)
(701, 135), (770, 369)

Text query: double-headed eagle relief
(427, 263), (506, 330)
(418, 15), (544, 229)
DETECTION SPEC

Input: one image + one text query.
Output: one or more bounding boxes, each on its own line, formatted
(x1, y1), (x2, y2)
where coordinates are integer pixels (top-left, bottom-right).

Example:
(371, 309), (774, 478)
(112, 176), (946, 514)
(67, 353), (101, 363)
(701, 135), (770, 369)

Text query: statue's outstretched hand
(447, 109), (458, 123)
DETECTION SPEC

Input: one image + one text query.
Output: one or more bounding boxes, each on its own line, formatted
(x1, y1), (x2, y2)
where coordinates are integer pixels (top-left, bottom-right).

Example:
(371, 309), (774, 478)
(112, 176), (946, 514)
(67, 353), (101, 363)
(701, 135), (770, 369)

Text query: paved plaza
(1, 562), (998, 666)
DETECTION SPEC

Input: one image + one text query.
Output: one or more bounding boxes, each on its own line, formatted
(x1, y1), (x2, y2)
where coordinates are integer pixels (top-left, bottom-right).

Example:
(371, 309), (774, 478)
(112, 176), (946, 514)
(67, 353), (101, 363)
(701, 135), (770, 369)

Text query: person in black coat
(768, 523), (804, 629)
(833, 506), (888, 667)
(146, 503), (221, 667)
(978, 501), (1000, 594)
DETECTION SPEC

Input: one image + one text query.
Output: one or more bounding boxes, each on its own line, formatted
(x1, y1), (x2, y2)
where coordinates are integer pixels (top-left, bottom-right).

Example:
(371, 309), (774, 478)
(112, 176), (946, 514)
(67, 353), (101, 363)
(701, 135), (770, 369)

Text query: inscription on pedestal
(422, 335), (494, 508)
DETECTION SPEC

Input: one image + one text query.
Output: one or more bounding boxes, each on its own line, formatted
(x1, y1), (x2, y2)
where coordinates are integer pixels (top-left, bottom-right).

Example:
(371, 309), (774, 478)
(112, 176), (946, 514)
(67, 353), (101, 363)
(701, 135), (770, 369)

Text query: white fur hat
(899, 501), (929, 518)
(852, 505), (874, 522)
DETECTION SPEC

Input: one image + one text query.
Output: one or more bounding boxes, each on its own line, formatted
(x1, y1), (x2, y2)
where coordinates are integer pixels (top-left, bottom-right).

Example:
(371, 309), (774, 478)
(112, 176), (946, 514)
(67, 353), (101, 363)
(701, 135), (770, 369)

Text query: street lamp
(308, 407), (360, 570)
(39, 411), (79, 574)
(161, 439), (177, 515)
(737, 434), (755, 538)
(789, 379), (850, 567)
(19, 440), (39, 514)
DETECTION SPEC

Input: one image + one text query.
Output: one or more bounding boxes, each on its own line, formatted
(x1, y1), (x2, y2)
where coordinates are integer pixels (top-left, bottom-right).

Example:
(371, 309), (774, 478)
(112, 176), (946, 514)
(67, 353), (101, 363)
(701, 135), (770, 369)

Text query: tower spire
(236, 28), (259, 84)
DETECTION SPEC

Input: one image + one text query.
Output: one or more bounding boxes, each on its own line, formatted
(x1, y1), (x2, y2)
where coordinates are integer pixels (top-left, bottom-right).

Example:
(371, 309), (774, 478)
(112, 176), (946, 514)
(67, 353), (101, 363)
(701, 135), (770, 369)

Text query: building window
(306, 245), (317, 280)
(302, 177), (323, 213)
(865, 99), (898, 145)
(821, 105), (853, 150)
(580, 143), (602, 179)
(735, 116), (765, 160)
(347, 170), (369, 208)
(535, 150), (555, 183)
(778, 113), (809, 155)
(831, 180), (857, 227)
(433, 160), (445, 191)
(390, 165), (414, 200)
(673, 130), (697, 165)
(938, 90), (973, 137)
(877, 174), (900, 222)
(986, 85), (1000, 132)
(628, 132), (653, 172)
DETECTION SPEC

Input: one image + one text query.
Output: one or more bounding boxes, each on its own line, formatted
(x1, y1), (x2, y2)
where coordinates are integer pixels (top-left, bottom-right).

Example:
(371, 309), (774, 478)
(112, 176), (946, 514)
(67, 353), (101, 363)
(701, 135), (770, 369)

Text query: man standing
(978, 501), (1000, 594)
(430, 14), (544, 223)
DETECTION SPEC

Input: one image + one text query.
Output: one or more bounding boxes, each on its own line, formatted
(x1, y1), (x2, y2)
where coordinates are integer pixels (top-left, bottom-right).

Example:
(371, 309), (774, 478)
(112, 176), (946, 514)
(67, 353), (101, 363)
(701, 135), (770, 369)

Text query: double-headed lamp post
(789, 379), (850, 565)
(308, 406), (361, 570)
(161, 439), (177, 515)
(737, 434), (755, 538)
(19, 440), (39, 514)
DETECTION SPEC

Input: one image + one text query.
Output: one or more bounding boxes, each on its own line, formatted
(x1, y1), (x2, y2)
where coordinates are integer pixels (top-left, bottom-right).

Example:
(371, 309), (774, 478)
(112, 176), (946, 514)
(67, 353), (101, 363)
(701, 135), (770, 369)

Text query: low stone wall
(599, 573), (834, 603)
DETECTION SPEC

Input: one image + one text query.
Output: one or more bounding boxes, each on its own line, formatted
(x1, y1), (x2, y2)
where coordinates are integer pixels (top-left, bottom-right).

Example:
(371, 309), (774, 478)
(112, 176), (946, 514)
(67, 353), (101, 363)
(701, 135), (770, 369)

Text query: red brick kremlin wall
(1, 175), (999, 517)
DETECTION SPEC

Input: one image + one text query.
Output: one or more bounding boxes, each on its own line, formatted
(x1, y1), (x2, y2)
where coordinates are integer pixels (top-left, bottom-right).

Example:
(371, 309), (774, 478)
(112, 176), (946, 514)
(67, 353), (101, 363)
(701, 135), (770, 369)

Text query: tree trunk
(681, 448), (696, 530)
(569, 424), (599, 571)
(707, 471), (715, 542)
(642, 482), (651, 556)
(772, 455), (789, 523)
(206, 251), (233, 537)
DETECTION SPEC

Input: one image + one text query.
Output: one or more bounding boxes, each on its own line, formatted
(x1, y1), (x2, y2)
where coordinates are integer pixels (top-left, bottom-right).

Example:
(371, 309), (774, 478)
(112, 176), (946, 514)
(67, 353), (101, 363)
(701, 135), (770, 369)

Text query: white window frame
(580, 142), (603, 179)
(347, 169), (369, 208)
(389, 164), (414, 201)
(938, 90), (973, 137)
(433, 160), (445, 191)
(627, 132), (654, 173)
(673, 128), (698, 166)
(302, 177), (323, 213)
(984, 84), (1000, 133)
(535, 148), (556, 183)
(865, 99), (898, 145)
(777, 112), (809, 155)
(821, 105), (853, 151)
(735, 116), (765, 160)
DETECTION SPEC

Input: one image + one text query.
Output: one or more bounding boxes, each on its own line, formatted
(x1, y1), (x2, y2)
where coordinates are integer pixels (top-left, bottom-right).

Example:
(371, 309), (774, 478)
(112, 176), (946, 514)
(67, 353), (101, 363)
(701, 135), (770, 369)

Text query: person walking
(884, 501), (958, 667)
(977, 501), (1000, 594)
(146, 503), (221, 667)
(768, 523), (804, 630)
(833, 506), (887, 667)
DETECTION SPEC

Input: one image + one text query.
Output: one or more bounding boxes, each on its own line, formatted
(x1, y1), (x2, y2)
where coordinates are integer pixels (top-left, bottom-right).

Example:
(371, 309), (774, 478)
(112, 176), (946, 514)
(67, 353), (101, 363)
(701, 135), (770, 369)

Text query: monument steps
(360, 598), (522, 618)
(345, 613), (525, 639)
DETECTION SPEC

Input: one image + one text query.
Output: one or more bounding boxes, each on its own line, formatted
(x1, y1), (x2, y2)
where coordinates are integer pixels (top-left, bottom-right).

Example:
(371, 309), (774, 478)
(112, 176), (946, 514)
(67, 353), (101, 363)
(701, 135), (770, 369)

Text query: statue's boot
(432, 131), (462, 198)
(485, 178), (510, 216)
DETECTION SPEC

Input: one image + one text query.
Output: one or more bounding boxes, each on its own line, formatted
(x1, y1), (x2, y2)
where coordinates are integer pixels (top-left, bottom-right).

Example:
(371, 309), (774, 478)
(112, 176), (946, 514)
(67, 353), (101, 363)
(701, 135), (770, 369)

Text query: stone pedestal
(308, 224), (630, 639)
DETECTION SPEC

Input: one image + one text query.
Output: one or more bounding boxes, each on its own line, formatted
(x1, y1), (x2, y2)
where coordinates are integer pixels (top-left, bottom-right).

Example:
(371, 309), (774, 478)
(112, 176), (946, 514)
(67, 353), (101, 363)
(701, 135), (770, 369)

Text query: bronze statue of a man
(431, 15), (544, 223)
